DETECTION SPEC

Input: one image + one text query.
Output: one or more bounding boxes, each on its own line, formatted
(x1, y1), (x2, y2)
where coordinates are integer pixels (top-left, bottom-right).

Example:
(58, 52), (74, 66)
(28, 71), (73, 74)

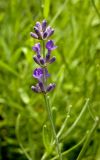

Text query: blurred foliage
(0, 0), (100, 160)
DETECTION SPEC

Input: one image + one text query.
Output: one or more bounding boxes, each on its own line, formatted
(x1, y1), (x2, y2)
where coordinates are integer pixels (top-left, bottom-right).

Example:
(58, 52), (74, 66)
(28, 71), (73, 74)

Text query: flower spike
(31, 20), (57, 93)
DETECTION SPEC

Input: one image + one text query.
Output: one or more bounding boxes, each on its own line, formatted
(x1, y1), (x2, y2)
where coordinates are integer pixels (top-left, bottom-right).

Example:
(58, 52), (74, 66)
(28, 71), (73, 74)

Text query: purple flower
(32, 43), (41, 58)
(30, 20), (54, 40)
(31, 20), (56, 94)
(46, 40), (57, 51)
(33, 68), (50, 80)
(33, 68), (43, 79)
(43, 26), (54, 39)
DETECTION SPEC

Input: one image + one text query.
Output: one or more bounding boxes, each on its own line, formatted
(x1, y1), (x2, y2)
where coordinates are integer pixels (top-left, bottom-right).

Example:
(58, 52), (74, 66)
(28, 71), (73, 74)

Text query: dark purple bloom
(33, 68), (43, 79)
(33, 68), (50, 80)
(46, 40), (57, 51)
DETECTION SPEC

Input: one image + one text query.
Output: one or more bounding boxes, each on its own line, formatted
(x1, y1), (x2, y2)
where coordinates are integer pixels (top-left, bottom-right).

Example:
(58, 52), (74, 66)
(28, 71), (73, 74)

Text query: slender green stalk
(42, 38), (62, 160)
(76, 117), (99, 160)
(57, 105), (72, 139)
(51, 134), (86, 160)
(42, 40), (45, 58)
(44, 94), (62, 160)
(61, 98), (89, 139)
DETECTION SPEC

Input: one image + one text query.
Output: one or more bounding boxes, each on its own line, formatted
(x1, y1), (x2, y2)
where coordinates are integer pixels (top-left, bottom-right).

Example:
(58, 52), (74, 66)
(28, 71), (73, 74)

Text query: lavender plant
(31, 20), (62, 160)
(29, 20), (99, 160)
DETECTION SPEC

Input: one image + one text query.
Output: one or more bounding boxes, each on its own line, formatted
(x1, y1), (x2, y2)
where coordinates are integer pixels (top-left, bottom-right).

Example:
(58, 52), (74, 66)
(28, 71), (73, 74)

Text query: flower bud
(49, 57), (56, 64)
(31, 86), (39, 93)
(46, 83), (56, 92)
(36, 22), (42, 30)
(42, 20), (47, 31)
(46, 52), (51, 62)
(33, 56), (40, 65)
(39, 82), (44, 92)
(30, 32), (38, 39)
(40, 58), (45, 65)
(43, 31), (48, 39)
(34, 27), (42, 39)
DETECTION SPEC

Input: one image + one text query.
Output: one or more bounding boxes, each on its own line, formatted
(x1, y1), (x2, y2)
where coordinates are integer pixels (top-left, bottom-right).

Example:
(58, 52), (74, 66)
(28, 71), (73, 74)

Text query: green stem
(76, 117), (99, 160)
(57, 105), (72, 139)
(44, 94), (62, 160)
(42, 40), (45, 58)
(51, 134), (86, 160)
(42, 38), (62, 159)
(61, 98), (89, 139)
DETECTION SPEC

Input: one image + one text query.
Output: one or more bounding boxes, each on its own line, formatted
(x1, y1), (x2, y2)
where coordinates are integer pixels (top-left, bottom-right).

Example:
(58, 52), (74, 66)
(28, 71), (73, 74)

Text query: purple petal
(32, 43), (40, 51)
(33, 68), (43, 79)
(46, 40), (57, 51)
(33, 68), (50, 81)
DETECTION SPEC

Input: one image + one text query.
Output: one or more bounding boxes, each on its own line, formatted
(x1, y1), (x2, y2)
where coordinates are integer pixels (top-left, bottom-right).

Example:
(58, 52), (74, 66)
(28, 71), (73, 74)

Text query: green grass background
(0, 0), (100, 160)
